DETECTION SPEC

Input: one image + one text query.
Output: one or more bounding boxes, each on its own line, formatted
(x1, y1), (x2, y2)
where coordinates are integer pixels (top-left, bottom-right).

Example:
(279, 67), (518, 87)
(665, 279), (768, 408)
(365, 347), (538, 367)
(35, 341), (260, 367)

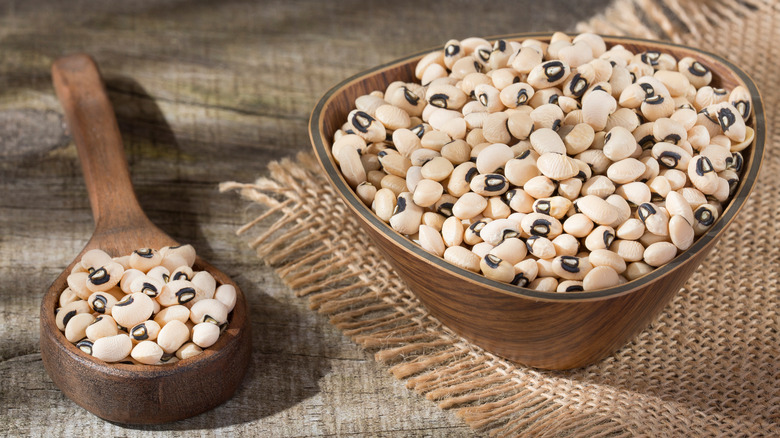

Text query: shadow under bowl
(309, 33), (765, 370)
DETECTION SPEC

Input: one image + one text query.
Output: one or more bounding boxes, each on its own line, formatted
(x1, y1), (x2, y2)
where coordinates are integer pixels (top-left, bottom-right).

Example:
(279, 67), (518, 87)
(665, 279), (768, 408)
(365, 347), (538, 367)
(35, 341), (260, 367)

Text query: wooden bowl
(309, 34), (765, 370)
(39, 258), (252, 424)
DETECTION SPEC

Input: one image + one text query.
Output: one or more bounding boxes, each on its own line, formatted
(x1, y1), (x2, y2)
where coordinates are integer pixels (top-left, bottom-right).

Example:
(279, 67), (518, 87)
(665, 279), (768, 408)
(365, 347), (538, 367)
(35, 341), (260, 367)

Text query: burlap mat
(221, 0), (779, 435)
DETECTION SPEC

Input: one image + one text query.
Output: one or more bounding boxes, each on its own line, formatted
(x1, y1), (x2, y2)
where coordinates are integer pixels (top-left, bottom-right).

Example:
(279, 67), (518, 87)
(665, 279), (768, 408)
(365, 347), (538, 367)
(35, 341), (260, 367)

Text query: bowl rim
(309, 32), (765, 303)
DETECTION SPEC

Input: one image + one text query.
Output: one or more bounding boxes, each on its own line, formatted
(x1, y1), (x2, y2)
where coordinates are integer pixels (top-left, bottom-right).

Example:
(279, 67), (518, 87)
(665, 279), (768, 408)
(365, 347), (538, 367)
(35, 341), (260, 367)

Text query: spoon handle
(52, 54), (147, 232)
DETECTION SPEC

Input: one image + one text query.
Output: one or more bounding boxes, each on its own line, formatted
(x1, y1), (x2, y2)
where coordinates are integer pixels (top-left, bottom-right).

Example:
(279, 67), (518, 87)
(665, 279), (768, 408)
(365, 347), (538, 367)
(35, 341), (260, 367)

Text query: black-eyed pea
(588, 249), (627, 274)
(64, 313), (95, 343)
(443, 246), (480, 273)
(489, 238), (527, 265)
(575, 149), (611, 175)
(92, 333), (133, 363)
(84, 261), (124, 293)
(499, 82), (535, 109)
(452, 192), (488, 220)
(529, 87), (562, 109)
(420, 156), (454, 182)
(530, 104), (564, 131)
(410, 148), (441, 168)
(378, 150), (411, 178)
(441, 216), (464, 247)
(668, 215), (695, 250)
(502, 188), (535, 214)
(728, 85), (751, 120)
(379, 174), (406, 197)
(81, 249), (113, 272)
(418, 224), (446, 257)
(520, 213), (562, 239)
(653, 117), (687, 145)
(355, 93), (387, 117)
(637, 202), (670, 236)
(659, 169), (686, 191)
(616, 218), (645, 241)
(129, 275), (164, 299)
(665, 190), (694, 224)
(450, 56), (480, 80)
(460, 72), (491, 98)
(146, 265), (170, 285)
(213, 284), (237, 313)
(724, 151), (744, 174)
(511, 46), (543, 73)
(525, 235), (556, 259)
(551, 255), (592, 280)
(332, 134), (368, 162)
(487, 68), (520, 91)
(481, 196), (511, 220)
(557, 177), (583, 201)
(446, 162), (477, 197)
(532, 196), (571, 219)
(389, 192), (423, 235)
(85, 315), (118, 341)
(59, 287), (80, 307)
(652, 142), (691, 170)
(584, 225), (616, 252)
(440, 139), (471, 165)
(356, 182), (378, 207)
(190, 298), (229, 326)
(670, 107), (698, 132)
(191, 323), (221, 349)
(563, 213), (594, 238)
(607, 158), (646, 184)
(529, 277), (559, 292)
(580, 175), (615, 198)
(529, 128), (566, 155)
(87, 291), (117, 315)
(112, 293), (155, 328)
(469, 173), (508, 196)
(479, 254), (515, 283)
(129, 248), (162, 273)
(372, 188), (397, 222)
(426, 84), (468, 111)
(563, 109), (584, 126)
(688, 155), (719, 195)
(552, 234), (579, 257)
(175, 342), (203, 361)
(158, 280), (199, 307)
(692, 204), (719, 235)
(602, 126), (637, 161)
(527, 60), (570, 89)
(415, 51), (444, 80)
(433, 194), (457, 219)
(643, 241), (677, 267)
(638, 155), (660, 182)
(615, 181), (651, 206)
(719, 169), (740, 197)
(56, 300), (91, 331)
(129, 320), (161, 342)
(481, 112), (511, 144)
(474, 83), (503, 113)
(700, 144), (732, 172)
(557, 280), (584, 292)
(479, 218), (521, 246)
(130, 340), (164, 365)
(463, 218), (491, 245)
(575, 195), (619, 226)
(562, 123), (595, 155)
(392, 128), (422, 157)
(647, 175), (671, 202)
(677, 56), (712, 88)
(420, 130), (452, 152)
(487, 39), (513, 70)
(512, 259), (538, 287)
(504, 151), (540, 186)
(524, 176), (557, 199)
(109, 255), (130, 271)
(583, 266), (620, 291)
(609, 239), (645, 262)
(156, 320), (190, 354)
(581, 90), (616, 132)
(154, 305), (190, 327)
(405, 166), (422, 192)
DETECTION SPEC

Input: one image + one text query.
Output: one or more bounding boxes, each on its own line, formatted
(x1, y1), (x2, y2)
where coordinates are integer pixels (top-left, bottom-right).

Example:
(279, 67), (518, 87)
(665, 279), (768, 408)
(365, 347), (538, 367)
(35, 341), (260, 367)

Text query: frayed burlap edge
(221, 0), (780, 436)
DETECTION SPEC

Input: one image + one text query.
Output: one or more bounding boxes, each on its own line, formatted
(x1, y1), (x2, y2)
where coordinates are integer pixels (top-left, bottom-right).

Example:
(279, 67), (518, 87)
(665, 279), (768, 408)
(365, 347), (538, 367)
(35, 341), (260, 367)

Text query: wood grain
(0, 0), (614, 435)
(310, 35), (765, 369)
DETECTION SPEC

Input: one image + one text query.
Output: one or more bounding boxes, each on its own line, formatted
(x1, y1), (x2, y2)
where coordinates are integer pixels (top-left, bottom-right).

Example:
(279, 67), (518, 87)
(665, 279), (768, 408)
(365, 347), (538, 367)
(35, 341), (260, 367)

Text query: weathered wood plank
(0, 0), (612, 435)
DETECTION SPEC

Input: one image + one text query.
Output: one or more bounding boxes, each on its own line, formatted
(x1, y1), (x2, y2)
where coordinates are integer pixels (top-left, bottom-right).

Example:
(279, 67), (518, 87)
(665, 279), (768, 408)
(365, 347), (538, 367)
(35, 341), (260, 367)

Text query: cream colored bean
(158, 279), (199, 307)
(688, 155), (719, 195)
(452, 192), (488, 220)
(525, 236), (556, 259)
(129, 275), (164, 299)
(562, 213), (594, 238)
(129, 248), (162, 273)
(56, 300), (91, 331)
(588, 249), (626, 274)
(512, 259), (539, 287)
(85, 315), (118, 342)
(550, 255), (592, 280)
(214, 284), (237, 312)
(375, 104), (411, 130)
(65, 313), (95, 343)
(418, 224), (446, 257)
(610, 239), (645, 262)
(637, 203), (670, 236)
(536, 152), (579, 180)
(372, 188), (397, 222)
(527, 60), (571, 89)
(616, 218), (645, 240)
(575, 195), (618, 226)
(668, 215), (695, 250)
(191, 322), (221, 349)
(602, 126), (636, 161)
(81, 249), (113, 271)
(154, 305), (190, 327)
(112, 293), (155, 328)
(476, 143), (513, 174)
(529, 128), (566, 155)
(520, 213), (562, 239)
(583, 266), (620, 290)
(176, 342), (203, 360)
(59, 287), (80, 307)
(146, 265), (170, 285)
(615, 182), (651, 206)
(420, 156), (454, 181)
(443, 246), (481, 272)
(413, 179), (444, 207)
(489, 238), (528, 265)
(504, 151), (540, 187)
(523, 176), (557, 199)
(156, 320), (190, 354)
(584, 225), (616, 252)
(131, 340), (164, 365)
(119, 268), (144, 294)
(480, 254), (515, 283)
(85, 262), (124, 293)
(580, 175), (615, 198)
(607, 158), (645, 184)
(551, 234), (579, 256)
(529, 277), (559, 292)
(464, 219), (491, 246)
(356, 182), (378, 206)
(482, 196), (511, 220)
(692, 204), (719, 235)
(625, 261), (654, 280)
(390, 192), (423, 235)
(440, 139), (471, 165)
(477, 218), (520, 246)
(188, 296), (226, 324)
(643, 241), (677, 267)
(378, 150), (412, 178)
(441, 216), (464, 247)
(92, 334), (133, 363)
(469, 174), (509, 196)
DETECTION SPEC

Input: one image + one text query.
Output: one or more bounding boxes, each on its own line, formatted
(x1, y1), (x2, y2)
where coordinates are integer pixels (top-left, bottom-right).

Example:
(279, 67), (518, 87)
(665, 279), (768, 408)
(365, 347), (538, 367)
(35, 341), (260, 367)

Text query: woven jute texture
(222, 0), (779, 435)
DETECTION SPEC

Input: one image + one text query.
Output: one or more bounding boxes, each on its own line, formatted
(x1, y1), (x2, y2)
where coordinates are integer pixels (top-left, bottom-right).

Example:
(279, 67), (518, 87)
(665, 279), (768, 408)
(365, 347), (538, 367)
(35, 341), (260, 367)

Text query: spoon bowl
(39, 54), (252, 424)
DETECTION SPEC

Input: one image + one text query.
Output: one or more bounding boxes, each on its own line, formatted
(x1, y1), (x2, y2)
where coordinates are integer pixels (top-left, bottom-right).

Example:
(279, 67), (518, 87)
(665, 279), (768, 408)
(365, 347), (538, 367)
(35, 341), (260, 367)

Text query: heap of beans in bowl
(331, 32), (753, 292)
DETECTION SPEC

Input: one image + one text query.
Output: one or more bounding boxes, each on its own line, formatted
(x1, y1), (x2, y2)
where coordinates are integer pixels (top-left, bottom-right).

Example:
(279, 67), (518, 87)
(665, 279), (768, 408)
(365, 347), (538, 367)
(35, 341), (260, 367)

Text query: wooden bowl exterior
(40, 257), (251, 424)
(310, 34), (765, 369)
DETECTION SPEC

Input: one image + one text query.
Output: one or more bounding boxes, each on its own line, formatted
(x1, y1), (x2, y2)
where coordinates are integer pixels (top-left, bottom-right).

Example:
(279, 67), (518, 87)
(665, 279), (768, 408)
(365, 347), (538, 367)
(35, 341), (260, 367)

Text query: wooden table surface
(0, 1), (612, 435)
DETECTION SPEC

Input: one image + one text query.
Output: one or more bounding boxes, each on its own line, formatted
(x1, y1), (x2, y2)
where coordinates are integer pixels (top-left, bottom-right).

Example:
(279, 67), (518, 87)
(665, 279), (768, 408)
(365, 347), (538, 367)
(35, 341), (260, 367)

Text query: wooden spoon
(39, 54), (251, 424)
